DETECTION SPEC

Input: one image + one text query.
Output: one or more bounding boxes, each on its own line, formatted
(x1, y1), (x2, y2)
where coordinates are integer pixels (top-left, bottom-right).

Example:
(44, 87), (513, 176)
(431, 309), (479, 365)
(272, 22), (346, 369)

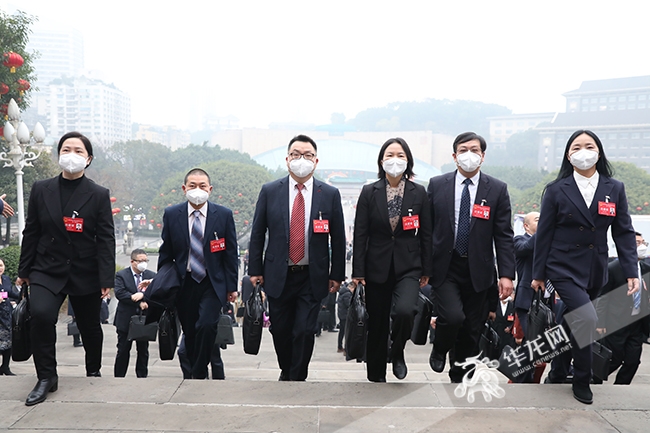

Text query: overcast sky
(3, 0), (649, 130)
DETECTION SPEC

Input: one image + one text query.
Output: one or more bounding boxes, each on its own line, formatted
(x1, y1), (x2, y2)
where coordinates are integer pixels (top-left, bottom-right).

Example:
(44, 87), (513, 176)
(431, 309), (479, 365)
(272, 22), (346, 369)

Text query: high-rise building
(27, 26), (84, 88)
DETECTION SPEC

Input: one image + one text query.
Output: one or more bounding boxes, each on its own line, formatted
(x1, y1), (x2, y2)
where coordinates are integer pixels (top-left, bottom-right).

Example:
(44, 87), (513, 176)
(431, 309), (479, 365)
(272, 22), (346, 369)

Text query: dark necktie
(190, 210), (206, 282)
(455, 178), (472, 256)
(289, 184), (305, 264)
(135, 273), (142, 290)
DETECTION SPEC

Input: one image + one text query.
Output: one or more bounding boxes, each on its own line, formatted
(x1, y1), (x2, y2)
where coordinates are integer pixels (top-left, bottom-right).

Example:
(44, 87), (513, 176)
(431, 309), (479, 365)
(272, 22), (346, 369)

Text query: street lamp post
(1, 98), (46, 244)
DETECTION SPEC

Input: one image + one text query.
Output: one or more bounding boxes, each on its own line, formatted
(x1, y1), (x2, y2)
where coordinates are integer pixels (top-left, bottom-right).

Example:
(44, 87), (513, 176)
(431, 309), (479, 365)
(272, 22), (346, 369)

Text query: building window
(640, 103), (647, 109)
(609, 133), (617, 139)
(619, 96), (626, 102)
(620, 133), (629, 139)
(629, 95), (637, 101)
(628, 103), (636, 109)
(639, 94), (647, 101)
(619, 104), (626, 110)
(632, 133), (641, 139)
(609, 96), (616, 102)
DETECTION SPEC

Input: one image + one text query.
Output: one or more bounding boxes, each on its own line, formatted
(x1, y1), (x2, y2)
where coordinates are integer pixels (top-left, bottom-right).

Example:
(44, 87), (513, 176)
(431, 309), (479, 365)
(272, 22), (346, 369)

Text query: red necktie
(289, 184), (305, 264)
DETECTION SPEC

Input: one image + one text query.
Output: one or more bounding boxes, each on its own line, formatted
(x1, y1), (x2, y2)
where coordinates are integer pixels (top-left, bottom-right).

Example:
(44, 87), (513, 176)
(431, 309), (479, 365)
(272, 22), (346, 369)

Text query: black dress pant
(30, 284), (103, 380)
(433, 254), (488, 382)
(114, 329), (149, 378)
(603, 320), (645, 384)
(176, 274), (222, 379)
(365, 267), (419, 381)
(268, 267), (320, 381)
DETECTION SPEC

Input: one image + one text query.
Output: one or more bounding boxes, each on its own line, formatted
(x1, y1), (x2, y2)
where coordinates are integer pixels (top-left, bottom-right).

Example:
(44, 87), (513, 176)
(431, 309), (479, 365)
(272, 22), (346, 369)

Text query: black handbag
(11, 284), (31, 362)
(318, 309), (330, 324)
(127, 311), (158, 342)
(67, 321), (80, 336)
(479, 321), (501, 360)
(236, 305), (245, 318)
(215, 314), (235, 346)
(411, 291), (434, 345)
(592, 341), (613, 381)
(158, 308), (180, 360)
(242, 282), (264, 355)
(345, 283), (368, 361)
(526, 288), (554, 343)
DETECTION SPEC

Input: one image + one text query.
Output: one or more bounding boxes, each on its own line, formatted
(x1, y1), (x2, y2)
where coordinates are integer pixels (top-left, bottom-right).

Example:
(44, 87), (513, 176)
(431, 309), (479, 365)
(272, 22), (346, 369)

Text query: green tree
(610, 162), (650, 215)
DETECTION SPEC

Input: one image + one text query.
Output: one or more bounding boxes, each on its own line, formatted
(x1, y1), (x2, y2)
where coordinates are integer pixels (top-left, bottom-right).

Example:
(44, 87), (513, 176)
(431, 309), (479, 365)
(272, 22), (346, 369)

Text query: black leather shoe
(368, 376), (386, 383)
(572, 383), (593, 404)
(0, 368), (16, 376)
(86, 371), (101, 377)
(278, 371), (289, 381)
(392, 357), (407, 380)
(25, 377), (58, 406)
(429, 348), (445, 373)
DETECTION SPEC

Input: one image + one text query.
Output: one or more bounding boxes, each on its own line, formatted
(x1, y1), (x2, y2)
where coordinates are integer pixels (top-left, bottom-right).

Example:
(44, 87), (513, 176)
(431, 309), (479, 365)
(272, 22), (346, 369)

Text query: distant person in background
(513, 211), (540, 336)
(0, 193), (14, 218)
(0, 258), (20, 375)
(336, 279), (353, 354)
(113, 249), (156, 378)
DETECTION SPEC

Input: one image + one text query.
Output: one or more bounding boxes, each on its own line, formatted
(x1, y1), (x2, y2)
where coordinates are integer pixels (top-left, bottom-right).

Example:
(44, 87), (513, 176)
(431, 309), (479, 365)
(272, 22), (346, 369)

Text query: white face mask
(382, 158), (407, 178)
(59, 153), (88, 174)
(186, 187), (209, 206)
(136, 261), (148, 273)
(289, 158), (315, 178)
(456, 152), (482, 172)
(569, 149), (599, 171)
(637, 244), (647, 259)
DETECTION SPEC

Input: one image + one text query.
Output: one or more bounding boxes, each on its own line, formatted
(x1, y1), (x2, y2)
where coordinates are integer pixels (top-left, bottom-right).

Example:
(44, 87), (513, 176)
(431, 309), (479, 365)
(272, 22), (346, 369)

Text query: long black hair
(554, 130), (613, 181)
(376, 137), (415, 179)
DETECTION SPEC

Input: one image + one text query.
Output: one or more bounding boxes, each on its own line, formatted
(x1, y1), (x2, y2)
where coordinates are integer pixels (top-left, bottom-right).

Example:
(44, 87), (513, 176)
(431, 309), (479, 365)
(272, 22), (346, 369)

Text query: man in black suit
(158, 168), (239, 379)
(113, 249), (156, 378)
(596, 232), (650, 384)
(249, 135), (346, 381)
(427, 132), (515, 383)
(513, 211), (539, 335)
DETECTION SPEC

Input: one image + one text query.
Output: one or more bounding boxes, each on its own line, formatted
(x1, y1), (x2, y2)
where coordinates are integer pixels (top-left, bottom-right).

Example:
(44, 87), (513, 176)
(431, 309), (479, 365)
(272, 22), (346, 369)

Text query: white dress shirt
(288, 176), (313, 266)
(454, 170), (481, 242)
(186, 201), (208, 272)
(573, 170), (600, 208)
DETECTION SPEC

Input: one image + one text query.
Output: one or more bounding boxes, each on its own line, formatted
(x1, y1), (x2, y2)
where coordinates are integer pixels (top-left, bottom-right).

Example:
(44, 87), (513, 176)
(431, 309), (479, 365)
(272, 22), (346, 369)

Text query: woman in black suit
(352, 138), (433, 382)
(0, 258), (20, 375)
(532, 130), (638, 404)
(16, 131), (115, 406)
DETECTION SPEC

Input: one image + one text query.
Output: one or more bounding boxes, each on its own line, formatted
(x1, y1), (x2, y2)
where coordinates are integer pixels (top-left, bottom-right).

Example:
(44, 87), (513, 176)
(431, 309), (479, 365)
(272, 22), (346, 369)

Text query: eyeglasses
(132, 259), (149, 263)
(288, 151), (316, 161)
(637, 241), (648, 247)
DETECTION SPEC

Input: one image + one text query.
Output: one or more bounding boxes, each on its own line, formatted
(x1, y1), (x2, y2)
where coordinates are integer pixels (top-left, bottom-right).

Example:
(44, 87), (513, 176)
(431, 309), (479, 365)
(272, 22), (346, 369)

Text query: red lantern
(156, 223), (162, 228)
(3, 52), (24, 73)
(0, 82), (8, 96)
(110, 197), (117, 203)
(16, 79), (30, 95)
(112, 208), (121, 214)
(238, 193), (242, 197)
(171, 189), (176, 193)
(244, 220), (249, 225)
(637, 206), (642, 211)
(151, 206), (157, 210)
(218, 195), (222, 199)
(234, 210), (239, 214)
(150, 219), (155, 223)
(645, 202), (649, 207)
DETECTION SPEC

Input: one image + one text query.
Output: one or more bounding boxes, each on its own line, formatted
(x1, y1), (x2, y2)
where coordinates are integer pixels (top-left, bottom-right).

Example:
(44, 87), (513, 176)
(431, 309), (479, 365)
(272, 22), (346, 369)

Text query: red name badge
(402, 215), (420, 230)
(210, 238), (226, 252)
(472, 204), (490, 220)
(598, 201), (616, 217)
(0, 291), (7, 299)
(313, 219), (329, 233)
(63, 217), (84, 232)
(507, 314), (514, 321)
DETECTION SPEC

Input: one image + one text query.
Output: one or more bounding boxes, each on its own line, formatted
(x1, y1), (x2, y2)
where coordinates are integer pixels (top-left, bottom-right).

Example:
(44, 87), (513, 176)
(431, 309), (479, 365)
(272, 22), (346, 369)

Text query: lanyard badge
(63, 211), (84, 232)
(313, 211), (330, 233)
(210, 231), (226, 252)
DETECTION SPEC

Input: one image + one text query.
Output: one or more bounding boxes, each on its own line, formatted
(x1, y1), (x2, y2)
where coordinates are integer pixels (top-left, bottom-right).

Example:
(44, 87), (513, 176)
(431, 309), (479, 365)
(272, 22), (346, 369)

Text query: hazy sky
(3, 0), (649, 130)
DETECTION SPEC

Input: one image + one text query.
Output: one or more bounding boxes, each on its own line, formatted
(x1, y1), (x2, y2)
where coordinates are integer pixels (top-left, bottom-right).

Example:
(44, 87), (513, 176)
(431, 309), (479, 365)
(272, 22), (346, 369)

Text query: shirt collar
(289, 175), (314, 192)
(573, 170), (599, 188)
(187, 201), (208, 218)
(456, 170), (481, 186)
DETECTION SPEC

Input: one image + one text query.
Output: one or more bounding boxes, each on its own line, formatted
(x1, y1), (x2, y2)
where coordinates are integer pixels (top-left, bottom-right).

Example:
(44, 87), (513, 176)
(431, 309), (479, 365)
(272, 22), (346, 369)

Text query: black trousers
(114, 329), (149, 378)
(603, 320), (645, 384)
(338, 318), (346, 350)
(433, 255), (488, 382)
(30, 284), (103, 380)
(365, 268), (419, 381)
(176, 274), (222, 379)
(268, 267), (320, 381)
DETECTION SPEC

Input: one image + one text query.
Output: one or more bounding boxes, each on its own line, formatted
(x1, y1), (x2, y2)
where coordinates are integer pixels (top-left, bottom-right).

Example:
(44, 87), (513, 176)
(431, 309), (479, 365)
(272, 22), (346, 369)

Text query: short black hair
(57, 131), (93, 167)
(184, 168), (211, 185)
(287, 135), (317, 153)
(130, 248), (147, 260)
(635, 231), (643, 237)
(452, 132), (487, 153)
(376, 137), (415, 180)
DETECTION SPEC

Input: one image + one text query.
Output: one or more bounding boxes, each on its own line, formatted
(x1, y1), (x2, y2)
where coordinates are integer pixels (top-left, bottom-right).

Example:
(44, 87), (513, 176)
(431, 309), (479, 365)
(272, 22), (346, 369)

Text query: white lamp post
(1, 98), (46, 244)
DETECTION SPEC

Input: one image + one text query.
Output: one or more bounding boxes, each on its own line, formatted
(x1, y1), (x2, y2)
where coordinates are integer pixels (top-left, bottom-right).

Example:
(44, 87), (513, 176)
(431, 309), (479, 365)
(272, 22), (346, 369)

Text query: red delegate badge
(313, 219), (329, 233)
(472, 204), (490, 220)
(63, 217), (84, 232)
(210, 238), (226, 252)
(598, 201), (616, 217)
(402, 215), (420, 230)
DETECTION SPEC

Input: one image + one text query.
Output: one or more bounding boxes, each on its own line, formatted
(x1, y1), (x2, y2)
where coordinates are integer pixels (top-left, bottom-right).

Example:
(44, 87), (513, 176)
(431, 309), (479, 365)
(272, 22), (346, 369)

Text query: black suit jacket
(352, 179), (433, 282)
(18, 175), (116, 294)
(514, 232), (536, 311)
(596, 260), (650, 335)
(533, 175), (637, 292)
(427, 171), (515, 292)
(248, 176), (346, 300)
(158, 201), (238, 307)
(113, 267), (157, 332)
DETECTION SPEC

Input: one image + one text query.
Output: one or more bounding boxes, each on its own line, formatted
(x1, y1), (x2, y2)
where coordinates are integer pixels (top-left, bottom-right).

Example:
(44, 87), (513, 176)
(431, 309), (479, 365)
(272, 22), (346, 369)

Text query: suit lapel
(470, 173), (491, 232)
(560, 176), (594, 225)
(204, 202), (219, 246)
(43, 177), (71, 239)
(309, 179), (324, 244)
(280, 176), (290, 240)
(445, 172), (456, 234)
(372, 180), (392, 233)
(397, 180), (417, 234)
